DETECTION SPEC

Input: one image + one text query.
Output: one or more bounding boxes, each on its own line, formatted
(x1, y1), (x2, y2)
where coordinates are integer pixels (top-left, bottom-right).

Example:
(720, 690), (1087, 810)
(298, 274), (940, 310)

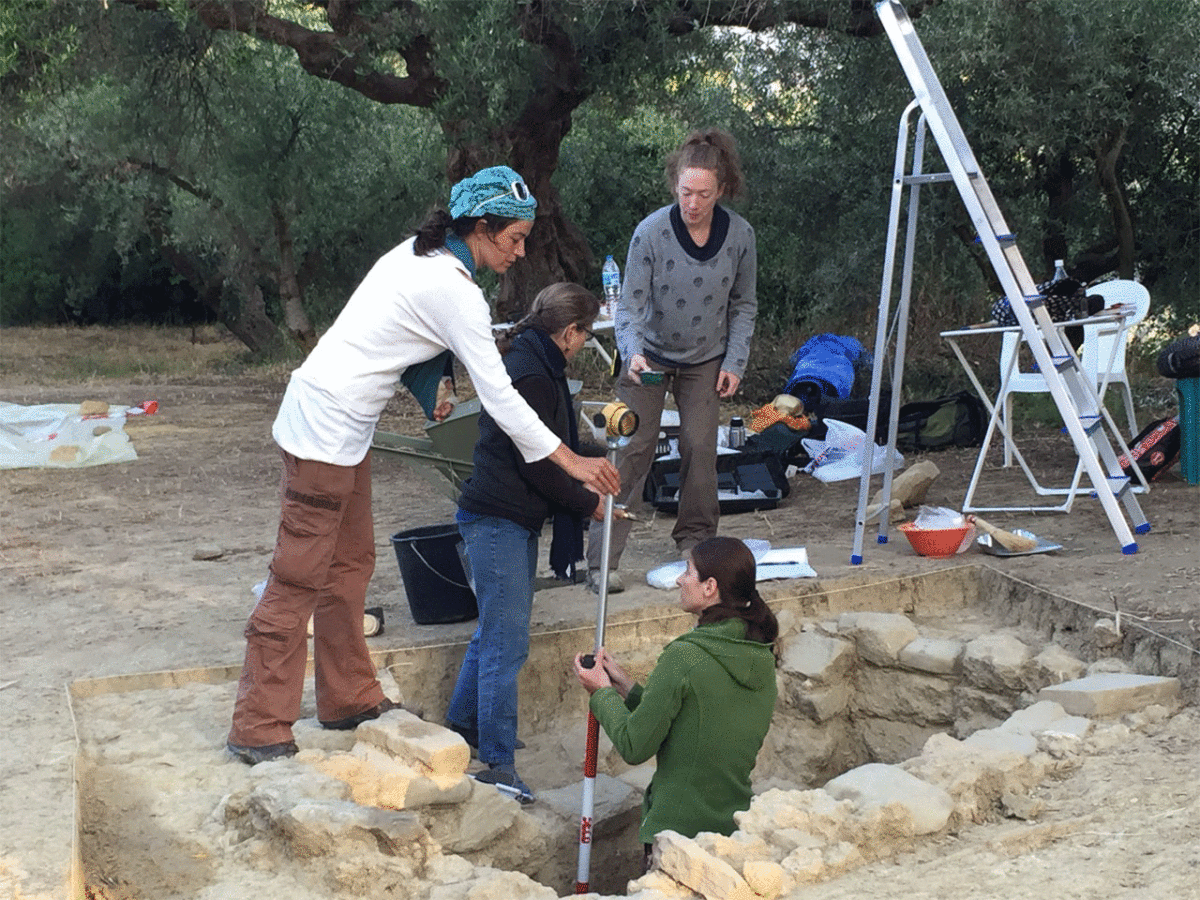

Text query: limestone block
(734, 788), (853, 846)
(778, 632), (856, 682)
(537, 774), (639, 825)
(779, 845), (824, 884)
(1000, 791), (1045, 821)
(784, 679), (851, 723)
(281, 798), (426, 858)
(741, 859), (787, 899)
(963, 728), (1038, 758)
(903, 732), (1036, 826)
(854, 667), (955, 726)
(357, 711), (470, 777)
(653, 830), (756, 900)
(1030, 644), (1087, 687)
(836, 612), (918, 666)
(1124, 704), (1172, 730)
(293, 717), (358, 754)
(999, 701), (1068, 735)
(821, 840), (864, 877)
(1086, 657), (1132, 675)
(312, 744), (470, 809)
(426, 853), (478, 884)
(823, 763), (953, 836)
(420, 778), (520, 852)
(459, 868), (558, 900)
(694, 833), (775, 874)
(1036, 730), (1084, 759)
(898, 637), (962, 675)
(627, 869), (704, 899)
(961, 634), (1032, 694)
(1037, 672), (1181, 717)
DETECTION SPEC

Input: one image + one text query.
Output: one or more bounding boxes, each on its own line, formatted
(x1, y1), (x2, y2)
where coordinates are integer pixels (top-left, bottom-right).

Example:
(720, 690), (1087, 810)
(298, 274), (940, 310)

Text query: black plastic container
(390, 524), (478, 625)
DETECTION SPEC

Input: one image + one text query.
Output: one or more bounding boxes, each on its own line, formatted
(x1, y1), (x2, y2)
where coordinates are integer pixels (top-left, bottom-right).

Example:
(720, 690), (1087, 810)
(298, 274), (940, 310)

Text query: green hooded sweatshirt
(589, 617), (777, 844)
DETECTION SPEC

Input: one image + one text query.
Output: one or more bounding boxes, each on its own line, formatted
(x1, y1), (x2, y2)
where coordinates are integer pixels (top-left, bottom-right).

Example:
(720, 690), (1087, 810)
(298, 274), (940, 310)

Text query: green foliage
(2, 0), (1195, 365)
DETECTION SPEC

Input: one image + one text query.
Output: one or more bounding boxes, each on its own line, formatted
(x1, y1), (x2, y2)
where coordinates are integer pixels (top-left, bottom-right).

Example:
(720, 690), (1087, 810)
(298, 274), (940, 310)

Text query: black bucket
(390, 524), (478, 625)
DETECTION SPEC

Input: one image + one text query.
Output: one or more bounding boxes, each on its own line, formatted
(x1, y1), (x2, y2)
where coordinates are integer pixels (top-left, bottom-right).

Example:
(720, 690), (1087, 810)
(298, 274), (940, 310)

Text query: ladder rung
(902, 172), (955, 185)
(1024, 293), (1045, 309)
(1051, 354), (1075, 373)
(1080, 415), (1102, 436)
(1107, 475), (1132, 499)
(972, 233), (1017, 245)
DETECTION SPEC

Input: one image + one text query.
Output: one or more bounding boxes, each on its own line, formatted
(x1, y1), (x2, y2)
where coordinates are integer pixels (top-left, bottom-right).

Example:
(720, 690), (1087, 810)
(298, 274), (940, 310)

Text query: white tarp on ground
(0, 401), (138, 469)
(646, 540), (817, 589)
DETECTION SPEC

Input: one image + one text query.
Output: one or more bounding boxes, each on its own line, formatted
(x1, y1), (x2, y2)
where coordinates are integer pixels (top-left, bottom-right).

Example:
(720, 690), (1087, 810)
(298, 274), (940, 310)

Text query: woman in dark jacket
(448, 283), (605, 802)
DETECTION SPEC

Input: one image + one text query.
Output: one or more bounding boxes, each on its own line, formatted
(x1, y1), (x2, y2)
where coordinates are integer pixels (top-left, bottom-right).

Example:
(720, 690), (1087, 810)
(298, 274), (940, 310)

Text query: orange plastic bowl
(897, 522), (972, 558)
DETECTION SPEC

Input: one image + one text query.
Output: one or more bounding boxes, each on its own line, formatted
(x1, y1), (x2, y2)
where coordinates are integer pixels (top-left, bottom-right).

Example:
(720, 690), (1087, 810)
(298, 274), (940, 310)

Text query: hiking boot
(471, 763), (535, 804)
(226, 740), (298, 766)
(446, 721), (525, 753)
(586, 569), (624, 595)
(320, 697), (413, 731)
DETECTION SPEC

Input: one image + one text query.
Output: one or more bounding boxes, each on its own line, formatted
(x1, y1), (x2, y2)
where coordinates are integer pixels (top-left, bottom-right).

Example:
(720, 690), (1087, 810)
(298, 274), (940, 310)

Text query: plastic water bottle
(601, 255), (621, 319)
(1051, 259), (1068, 284)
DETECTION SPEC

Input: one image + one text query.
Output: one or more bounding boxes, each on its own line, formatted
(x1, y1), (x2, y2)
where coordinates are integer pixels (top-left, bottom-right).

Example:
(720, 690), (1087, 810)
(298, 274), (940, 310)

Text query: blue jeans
(447, 516), (538, 765)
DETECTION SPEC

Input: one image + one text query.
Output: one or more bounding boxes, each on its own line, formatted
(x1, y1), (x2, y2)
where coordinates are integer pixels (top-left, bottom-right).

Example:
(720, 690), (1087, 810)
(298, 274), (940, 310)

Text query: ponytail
(664, 127), (746, 201)
(414, 208), (525, 257)
(692, 536), (778, 647)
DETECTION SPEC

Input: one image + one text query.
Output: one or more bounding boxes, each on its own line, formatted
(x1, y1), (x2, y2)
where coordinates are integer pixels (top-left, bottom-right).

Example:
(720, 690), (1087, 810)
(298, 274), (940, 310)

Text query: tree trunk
(273, 203), (317, 353)
(1095, 126), (1135, 280)
(225, 268), (284, 355)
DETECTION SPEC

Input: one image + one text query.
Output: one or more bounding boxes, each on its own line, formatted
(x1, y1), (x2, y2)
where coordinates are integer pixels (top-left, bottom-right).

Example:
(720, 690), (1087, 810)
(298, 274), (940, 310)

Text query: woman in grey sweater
(586, 128), (757, 591)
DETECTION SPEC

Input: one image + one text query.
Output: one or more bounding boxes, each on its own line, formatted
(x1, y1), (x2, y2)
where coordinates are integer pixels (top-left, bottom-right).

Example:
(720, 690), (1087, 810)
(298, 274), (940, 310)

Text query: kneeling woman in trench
(574, 536), (778, 863)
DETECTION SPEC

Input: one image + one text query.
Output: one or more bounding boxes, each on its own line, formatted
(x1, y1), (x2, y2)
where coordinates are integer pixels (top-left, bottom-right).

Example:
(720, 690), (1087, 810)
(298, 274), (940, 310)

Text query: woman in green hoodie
(574, 536), (778, 859)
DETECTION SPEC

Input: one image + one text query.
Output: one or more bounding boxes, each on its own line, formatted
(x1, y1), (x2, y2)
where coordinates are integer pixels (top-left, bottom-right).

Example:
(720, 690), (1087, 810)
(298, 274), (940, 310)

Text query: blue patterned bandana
(449, 166), (537, 220)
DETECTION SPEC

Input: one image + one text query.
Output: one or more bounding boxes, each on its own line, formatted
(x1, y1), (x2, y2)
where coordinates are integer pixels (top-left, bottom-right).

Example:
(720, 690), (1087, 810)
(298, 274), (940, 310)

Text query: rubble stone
(823, 763), (953, 835)
(653, 831), (755, 900)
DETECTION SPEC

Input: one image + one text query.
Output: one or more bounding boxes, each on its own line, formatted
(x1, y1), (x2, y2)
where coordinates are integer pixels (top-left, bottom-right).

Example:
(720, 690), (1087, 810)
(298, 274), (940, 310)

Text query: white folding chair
(997, 279), (1151, 464)
(996, 329), (1052, 467)
(1079, 280), (1151, 437)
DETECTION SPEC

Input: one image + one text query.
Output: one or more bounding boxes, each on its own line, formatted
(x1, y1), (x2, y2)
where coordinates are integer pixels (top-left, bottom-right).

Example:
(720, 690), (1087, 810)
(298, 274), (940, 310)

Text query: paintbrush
(968, 515), (1039, 553)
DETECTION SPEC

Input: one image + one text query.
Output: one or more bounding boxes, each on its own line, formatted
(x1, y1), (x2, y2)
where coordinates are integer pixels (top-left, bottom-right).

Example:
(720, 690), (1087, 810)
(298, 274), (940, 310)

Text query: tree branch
(121, 0), (445, 105)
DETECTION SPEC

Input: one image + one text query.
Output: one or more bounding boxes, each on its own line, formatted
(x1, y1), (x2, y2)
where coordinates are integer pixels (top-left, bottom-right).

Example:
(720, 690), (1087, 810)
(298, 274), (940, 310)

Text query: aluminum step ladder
(850, 0), (1149, 563)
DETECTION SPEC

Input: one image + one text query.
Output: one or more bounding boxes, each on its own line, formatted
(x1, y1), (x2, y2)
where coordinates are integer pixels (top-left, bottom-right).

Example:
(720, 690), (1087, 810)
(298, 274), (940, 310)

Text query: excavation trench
(69, 564), (1195, 899)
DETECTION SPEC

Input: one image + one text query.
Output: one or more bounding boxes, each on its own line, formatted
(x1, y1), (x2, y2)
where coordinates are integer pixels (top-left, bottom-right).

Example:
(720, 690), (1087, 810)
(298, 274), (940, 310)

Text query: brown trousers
(587, 356), (722, 568)
(228, 449), (384, 746)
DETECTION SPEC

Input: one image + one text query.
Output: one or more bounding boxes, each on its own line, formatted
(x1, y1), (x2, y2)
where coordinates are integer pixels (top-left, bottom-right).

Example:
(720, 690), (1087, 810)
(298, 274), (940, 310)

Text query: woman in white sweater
(227, 166), (619, 765)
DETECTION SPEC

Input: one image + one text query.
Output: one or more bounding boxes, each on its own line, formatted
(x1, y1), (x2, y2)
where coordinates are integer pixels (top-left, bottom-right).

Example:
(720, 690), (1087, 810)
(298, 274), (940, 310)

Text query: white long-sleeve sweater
(272, 237), (561, 467)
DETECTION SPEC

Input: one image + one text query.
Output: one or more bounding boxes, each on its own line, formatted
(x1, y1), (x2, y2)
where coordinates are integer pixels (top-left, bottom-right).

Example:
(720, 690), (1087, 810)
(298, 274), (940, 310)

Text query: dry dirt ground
(0, 326), (1197, 900)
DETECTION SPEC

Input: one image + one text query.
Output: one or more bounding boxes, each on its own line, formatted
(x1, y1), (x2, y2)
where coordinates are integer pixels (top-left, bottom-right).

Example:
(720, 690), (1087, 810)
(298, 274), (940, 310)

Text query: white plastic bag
(801, 418), (904, 483)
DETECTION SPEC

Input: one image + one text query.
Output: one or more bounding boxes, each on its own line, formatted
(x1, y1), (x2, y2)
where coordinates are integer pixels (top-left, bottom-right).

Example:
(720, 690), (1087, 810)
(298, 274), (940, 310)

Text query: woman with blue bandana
(227, 166), (620, 766)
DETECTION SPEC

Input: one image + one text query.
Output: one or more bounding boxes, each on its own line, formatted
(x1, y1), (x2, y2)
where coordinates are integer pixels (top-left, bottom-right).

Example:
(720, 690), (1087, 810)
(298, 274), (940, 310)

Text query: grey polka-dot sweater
(613, 203), (757, 378)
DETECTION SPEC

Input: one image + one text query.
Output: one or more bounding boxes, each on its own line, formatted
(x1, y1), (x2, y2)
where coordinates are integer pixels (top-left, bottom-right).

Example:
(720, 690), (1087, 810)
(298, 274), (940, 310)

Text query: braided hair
(691, 536), (778, 646)
(496, 282), (600, 355)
